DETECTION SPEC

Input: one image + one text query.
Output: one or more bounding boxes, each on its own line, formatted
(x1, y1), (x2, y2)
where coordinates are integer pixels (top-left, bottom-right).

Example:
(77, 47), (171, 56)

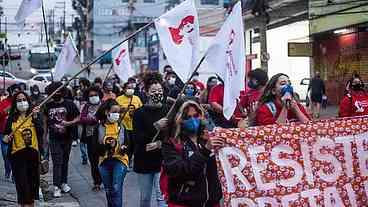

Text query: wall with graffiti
(313, 31), (368, 105)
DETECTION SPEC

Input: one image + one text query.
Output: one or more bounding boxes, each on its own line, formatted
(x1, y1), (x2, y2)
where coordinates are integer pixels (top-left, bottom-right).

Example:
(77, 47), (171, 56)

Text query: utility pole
(259, 16), (268, 72)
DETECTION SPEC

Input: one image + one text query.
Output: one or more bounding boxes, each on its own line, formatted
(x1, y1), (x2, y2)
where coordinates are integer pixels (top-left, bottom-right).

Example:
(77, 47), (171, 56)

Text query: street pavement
(0, 105), (339, 207)
(0, 144), (159, 207)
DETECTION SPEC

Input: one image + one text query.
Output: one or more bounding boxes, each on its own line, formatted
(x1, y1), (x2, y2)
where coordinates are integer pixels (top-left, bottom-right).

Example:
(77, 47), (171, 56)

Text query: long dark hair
(259, 73), (289, 105)
(8, 91), (33, 123)
(95, 99), (119, 123)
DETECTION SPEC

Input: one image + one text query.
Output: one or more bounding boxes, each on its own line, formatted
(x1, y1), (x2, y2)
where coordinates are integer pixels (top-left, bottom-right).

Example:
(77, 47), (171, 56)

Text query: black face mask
(352, 84), (364, 91)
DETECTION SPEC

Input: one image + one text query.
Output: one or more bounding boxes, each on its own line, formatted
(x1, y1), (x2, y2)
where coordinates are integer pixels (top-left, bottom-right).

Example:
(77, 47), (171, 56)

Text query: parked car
(0, 71), (27, 91)
(27, 73), (52, 93)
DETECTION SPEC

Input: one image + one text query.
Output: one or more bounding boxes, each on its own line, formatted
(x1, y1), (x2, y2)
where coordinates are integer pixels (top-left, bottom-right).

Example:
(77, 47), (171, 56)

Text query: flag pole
(6, 20), (155, 138)
(41, 0), (54, 81)
(151, 54), (207, 143)
(103, 64), (114, 83)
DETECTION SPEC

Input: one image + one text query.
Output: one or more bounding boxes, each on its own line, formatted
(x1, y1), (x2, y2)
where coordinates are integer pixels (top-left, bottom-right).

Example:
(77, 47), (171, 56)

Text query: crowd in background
(1, 65), (368, 207)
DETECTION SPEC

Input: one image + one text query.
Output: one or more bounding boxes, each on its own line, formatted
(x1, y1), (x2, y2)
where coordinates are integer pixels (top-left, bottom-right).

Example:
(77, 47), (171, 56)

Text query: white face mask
(168, 78), (176, 85)
(89, 96), (100, 105)
(192, 76), (199, 81)
(107, 112), (120, 123)
(17, 101), (29, 112)
(126, 89), (134, 96)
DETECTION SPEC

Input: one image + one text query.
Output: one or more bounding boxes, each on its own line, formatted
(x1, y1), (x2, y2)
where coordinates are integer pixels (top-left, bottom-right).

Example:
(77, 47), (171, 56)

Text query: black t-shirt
(44, 99), (80, 140)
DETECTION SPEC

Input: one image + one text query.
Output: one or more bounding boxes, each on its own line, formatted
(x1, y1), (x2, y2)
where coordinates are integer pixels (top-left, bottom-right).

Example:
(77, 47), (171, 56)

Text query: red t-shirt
(208, 84), (224, 106)
(240, 89), (262, 110)
(339, 91), (368, 117)
(0, 97), (12, 133)
(233, 89), (262, 122)
(255, 101), (310, 126)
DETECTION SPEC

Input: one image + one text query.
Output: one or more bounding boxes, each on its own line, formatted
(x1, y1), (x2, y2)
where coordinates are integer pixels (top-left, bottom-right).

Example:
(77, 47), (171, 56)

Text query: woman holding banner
(255, 73), (310, 126)
(339, 75), (368, 117)
(3, 91), (44, 207)
(161, 100), (223, 207)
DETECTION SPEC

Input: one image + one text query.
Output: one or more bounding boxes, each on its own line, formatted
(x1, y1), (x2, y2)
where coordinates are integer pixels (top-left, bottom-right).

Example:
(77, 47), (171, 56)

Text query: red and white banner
(213, 117), (368, 207)
(154, 0), (200, 82)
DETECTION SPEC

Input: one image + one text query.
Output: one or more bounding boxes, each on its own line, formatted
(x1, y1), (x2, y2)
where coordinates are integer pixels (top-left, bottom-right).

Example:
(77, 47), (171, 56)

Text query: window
(201, 0), (219, 5)
(46, 76), (52, 81)
(34, 77), (44, 81)
(144, 0), (155, 3)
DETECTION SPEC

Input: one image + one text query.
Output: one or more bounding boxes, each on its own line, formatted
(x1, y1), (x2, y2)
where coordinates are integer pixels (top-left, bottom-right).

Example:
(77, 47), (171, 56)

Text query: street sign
(288, 42), (313, 57)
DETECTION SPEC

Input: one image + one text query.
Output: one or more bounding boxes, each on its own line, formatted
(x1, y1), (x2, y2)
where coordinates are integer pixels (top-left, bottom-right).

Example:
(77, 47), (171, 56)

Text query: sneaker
(53, 187), (62, 198)
(72, 141), (77, 147)
(61, 183), (71, 193)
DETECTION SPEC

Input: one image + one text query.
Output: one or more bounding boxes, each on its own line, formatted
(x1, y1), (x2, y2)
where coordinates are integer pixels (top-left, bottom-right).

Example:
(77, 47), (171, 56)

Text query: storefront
(313, 27), (368, 105)
(309, 0), (368, 105)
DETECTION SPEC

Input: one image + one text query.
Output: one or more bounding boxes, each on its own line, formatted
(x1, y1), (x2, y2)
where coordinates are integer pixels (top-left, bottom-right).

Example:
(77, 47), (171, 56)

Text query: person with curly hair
(133, 72), (169, 207)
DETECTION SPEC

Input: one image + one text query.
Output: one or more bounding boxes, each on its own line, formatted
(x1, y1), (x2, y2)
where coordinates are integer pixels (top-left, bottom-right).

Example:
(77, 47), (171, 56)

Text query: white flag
(54, 34), (79, 80)
(155, 0), (199, 82)
(113, 41), (134, 82)
(205, 1), (246, 120)
(14, 0), (42, 24)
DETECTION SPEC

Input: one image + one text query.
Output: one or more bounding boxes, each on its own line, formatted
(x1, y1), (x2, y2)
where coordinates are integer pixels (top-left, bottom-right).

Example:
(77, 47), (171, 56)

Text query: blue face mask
(247, 79), (259, 89)
(185, 88), (195, 97)
(182, 117), (201, 134)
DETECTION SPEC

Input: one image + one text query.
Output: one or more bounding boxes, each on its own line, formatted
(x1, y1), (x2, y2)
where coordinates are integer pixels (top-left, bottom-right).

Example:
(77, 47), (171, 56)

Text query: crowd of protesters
(1, 65), (368, 207)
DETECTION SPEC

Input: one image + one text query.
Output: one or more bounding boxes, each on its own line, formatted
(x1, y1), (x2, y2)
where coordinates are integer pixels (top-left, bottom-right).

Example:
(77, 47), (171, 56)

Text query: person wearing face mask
(255, 73), (311, 126)
(183, 82), (198, 98)
(3, 91), (44, 207)
(339, 75), (368, 117)
(191, 72), (205, 91)
(95, 99), (128, 207)
(161, 100), (223, 207)
(132, 72), (169, 207)
(79, 86), (104, 191)
(44, 82), (80, 198)
(199, 76), (218, 105)
(116, 82), (143, 165)
(164, 71), (181, 103)
(0, 84), (21, 181)
(235, 69), (268, 127)
(102, 81), (117, 102)
(30, 85), (44, 106)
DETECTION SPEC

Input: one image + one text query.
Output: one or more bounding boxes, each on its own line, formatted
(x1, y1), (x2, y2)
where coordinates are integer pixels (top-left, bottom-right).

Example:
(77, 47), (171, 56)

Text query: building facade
(309, 0), (368, 104)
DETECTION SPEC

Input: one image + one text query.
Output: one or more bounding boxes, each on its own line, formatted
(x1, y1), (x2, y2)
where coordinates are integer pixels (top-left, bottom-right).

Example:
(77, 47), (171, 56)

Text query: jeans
(49, 139), (72, 187)
(80, 143), (88, 162)
(0, 136), (11, 177)
(99, 160), (127, 207)
(137, 172), (167, 207)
